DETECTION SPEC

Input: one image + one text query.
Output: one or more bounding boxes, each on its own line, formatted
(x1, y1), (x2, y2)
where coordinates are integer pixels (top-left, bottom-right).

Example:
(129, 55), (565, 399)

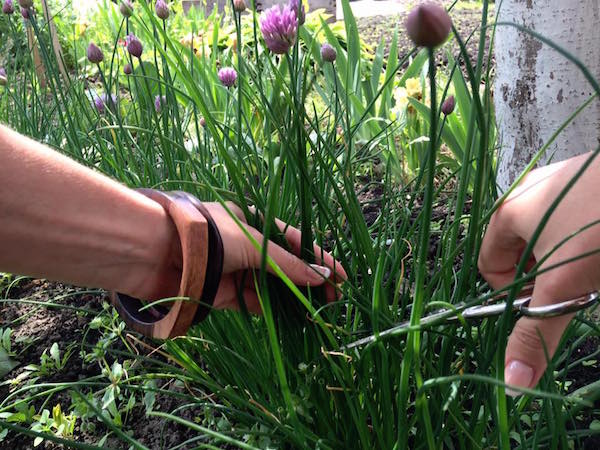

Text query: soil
(0, 279), (202, 450)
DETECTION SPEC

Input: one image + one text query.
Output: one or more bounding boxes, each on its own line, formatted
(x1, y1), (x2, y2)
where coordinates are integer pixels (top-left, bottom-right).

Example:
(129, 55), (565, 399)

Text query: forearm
(0, 125), (181, 299)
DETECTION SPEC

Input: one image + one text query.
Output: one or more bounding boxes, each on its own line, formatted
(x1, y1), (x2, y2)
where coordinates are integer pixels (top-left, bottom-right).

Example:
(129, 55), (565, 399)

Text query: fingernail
(310, 264), (331, 280)
(505, 360), (534, 397)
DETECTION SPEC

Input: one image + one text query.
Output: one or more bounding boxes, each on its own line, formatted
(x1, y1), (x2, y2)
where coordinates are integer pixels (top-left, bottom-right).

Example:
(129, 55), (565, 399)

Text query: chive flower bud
(120, 0), (133, 17)
(218, 67), (237, 87)
(320, 43), (336, 63)
(94, 93), (117, 114)
(126, 34), (143, 58)
(0, 68), (7, 86)
(199, 117), (206, 127)
(441, 95), (455, 116)
(405, 2), (451, 48)
(155, 0), (169, 20)
(86, 43), (104, 64)
(259, 4), (298, 54)
(154, 95), (166, 113)
(288, 0), (304, 26)
(123, 63), (132, 75)
(233, 0), (246, 13)
(3, 0), (14, 15)
(18, 0), (31, 8)
(20, 6), (28, 18)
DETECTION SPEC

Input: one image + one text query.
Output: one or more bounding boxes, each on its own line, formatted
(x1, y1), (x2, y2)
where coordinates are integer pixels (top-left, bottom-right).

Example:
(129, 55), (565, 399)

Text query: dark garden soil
(0, 280), (202, 449)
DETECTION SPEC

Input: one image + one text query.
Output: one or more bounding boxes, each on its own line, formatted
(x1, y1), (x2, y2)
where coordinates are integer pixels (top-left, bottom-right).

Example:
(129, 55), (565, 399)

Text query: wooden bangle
(111, 189), (211, 339)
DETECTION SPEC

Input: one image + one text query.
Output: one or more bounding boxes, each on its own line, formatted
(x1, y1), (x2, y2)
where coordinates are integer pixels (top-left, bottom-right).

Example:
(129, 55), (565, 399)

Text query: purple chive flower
(233, 0), (246, 13)
(154, 95), (166, 113)
(259, 4), (298, 54)
(123, 63), (133, 75)
(441, 95), (455, 116)
(288, 0), (304, 26)
(3, 0), (14, 15)
(155, 0), (169, 20)
(94, 93), (118, 114)
(218, 67), (237, 87)
(120, 0), (133, 18)
(199, 116), (206, 127)
(0, 67), (7, 86)
(20, 6), (29, 18)
(320, 43), (336, 63)
(17, 0), (31, 8)
(126, 34), (143, 58)
(87, 43), (104, 64)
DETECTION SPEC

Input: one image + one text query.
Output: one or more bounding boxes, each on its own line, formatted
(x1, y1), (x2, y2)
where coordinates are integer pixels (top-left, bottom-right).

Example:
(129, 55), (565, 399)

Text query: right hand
(478, 152), (600, 394)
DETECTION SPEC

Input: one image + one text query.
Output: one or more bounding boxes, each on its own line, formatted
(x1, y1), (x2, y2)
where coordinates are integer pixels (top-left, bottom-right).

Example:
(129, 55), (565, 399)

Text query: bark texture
(494, 0), (600, 191)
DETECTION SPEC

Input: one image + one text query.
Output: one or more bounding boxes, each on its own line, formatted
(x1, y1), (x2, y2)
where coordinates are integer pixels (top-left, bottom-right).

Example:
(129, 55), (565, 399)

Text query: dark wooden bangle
(110, 189), (223, 338)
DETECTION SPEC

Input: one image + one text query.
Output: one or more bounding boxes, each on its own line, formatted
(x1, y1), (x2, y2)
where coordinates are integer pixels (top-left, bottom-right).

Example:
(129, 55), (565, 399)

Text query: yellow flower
(394, 87), (409, 109)
(405, 77), (422, 98)
(180, 33), (211, 58)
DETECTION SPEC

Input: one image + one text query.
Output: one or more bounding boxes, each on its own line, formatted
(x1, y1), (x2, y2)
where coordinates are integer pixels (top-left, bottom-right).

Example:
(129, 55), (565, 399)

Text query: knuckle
(510, 318), (560, 357)
(510, 321), (546, 354)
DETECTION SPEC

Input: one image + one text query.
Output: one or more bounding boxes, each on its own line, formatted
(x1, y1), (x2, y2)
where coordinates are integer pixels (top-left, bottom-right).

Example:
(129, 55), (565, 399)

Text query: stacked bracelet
(111, 189), (224, 339)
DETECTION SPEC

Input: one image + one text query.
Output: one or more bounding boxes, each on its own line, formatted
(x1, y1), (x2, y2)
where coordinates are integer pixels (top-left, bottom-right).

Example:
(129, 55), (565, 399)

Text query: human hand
(478, 152), (600, 394)
(202, 202), (347, 314)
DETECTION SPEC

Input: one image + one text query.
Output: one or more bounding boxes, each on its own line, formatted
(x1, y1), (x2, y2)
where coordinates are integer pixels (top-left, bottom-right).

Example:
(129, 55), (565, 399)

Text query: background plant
(1, 0), (600, 449)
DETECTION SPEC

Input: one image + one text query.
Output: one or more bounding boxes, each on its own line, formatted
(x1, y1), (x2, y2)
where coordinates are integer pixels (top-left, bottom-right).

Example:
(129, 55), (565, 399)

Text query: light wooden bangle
(111, 189), (209, 339)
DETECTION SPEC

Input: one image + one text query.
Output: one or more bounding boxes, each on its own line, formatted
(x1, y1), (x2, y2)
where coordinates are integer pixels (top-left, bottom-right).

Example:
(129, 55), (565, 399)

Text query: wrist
(119, 197), (183, 301)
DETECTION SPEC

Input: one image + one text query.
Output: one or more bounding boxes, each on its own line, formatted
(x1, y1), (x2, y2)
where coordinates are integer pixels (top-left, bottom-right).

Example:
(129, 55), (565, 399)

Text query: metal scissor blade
(343, 308), (456, 350)
(343, 289), (600, 351)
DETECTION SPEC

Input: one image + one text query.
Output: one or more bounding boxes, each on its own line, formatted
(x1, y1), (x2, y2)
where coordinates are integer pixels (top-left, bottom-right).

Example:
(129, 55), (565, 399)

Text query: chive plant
(2, 0), (600, 448)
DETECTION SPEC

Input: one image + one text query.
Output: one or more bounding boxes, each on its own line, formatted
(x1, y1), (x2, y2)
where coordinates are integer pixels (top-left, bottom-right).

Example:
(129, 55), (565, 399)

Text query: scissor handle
(458, 289), (599, 321)
(519, 291), (600, 318)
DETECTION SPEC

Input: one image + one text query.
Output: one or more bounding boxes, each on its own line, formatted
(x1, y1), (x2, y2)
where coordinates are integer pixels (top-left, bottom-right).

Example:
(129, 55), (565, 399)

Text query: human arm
(0, 125), (344, 312)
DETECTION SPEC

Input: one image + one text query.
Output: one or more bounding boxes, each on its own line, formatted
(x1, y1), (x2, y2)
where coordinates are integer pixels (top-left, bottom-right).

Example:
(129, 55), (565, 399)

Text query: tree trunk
(494, 0), (600, 191)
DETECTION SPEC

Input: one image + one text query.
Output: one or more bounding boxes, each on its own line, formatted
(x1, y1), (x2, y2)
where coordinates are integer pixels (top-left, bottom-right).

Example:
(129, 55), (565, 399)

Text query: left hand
(199, 202), (346, 314)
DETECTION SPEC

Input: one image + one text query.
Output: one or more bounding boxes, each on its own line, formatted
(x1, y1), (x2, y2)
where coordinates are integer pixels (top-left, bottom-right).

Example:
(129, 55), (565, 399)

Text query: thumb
(504, 281), (573, 396)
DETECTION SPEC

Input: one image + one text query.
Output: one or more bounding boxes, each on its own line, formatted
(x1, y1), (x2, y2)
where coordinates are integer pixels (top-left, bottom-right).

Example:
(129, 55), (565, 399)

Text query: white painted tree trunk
(494, 0), (600, 191)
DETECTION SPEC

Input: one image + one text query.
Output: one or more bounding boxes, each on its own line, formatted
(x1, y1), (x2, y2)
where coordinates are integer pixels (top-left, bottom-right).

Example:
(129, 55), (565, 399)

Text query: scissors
(343, 283), (600, 350)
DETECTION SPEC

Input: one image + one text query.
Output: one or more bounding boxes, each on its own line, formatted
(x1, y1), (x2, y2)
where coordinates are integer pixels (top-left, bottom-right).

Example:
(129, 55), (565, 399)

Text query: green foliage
(0, 0), (599, 449)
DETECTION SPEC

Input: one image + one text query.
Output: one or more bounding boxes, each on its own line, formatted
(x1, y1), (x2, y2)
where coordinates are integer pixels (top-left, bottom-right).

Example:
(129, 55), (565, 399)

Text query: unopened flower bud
(441, 95), (455, 116)
(405, 2), (451, 48)
(155, 0), (169, 20)
(20, 6), (29, 18)
(87, 43), (104, 64)
(3, 0), (14, 15)
(120, 0), (133, 17)
(199, 117), (206, 127)
(123, 63), (133, 75)
(0, 67), (7, 86)
(154, 94), (166, 113)
(320, 43), (336, 63)
(233, 0), (246, 13)
(126, 34), (143, 58)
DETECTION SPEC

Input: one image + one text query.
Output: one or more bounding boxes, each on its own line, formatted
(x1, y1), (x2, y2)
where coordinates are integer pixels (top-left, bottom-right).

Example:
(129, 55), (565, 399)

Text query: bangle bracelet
(111, 189), (223, 338)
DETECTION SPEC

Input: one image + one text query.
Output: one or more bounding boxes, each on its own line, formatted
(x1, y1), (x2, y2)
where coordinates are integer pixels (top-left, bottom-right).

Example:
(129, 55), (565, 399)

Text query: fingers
(213, 274), (262, 314)
(504, 279), (573, 396)
(478, 204), (527, 289)
(244, 227), (332, 287)
(274, 218), (348, 282)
